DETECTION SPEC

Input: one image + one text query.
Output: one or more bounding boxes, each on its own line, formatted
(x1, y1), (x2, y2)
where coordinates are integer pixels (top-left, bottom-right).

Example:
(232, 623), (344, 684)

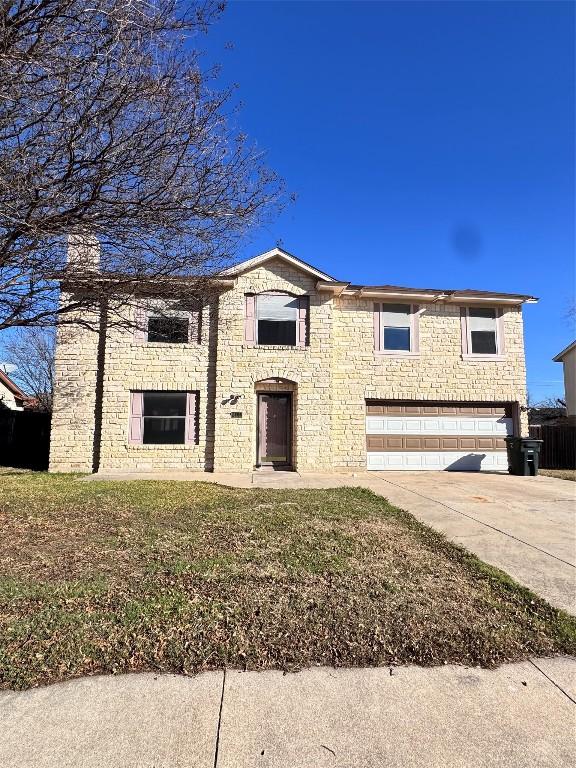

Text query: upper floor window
(374, 303), (419, 354)
(245, 293), (309, 346)
(134, 303), (201, 344)
(257, 294), (298, 345)
(461, 307), (504, 357)
(147, 316), (189, 343)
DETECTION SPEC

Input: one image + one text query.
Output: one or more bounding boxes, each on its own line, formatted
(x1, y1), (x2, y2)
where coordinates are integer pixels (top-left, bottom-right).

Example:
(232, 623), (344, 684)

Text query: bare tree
(2, 327), (55, 410)
(0, 0), (283, 331)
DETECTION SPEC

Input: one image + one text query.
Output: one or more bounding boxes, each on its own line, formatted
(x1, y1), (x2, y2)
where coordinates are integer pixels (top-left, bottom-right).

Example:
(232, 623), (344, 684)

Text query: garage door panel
(441, 437), (458, 450)
(366, 435), (508, 451)
(366, 403), (509, 417)
(366, 415), (512, 436)
(367, 452), (509, 471)
(365, 399), (515, 472)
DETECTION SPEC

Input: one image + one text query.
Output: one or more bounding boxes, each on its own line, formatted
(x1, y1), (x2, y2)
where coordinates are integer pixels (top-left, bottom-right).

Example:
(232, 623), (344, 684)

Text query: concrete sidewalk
(1, 660), (574, 768)
(85, 469), (576, 614)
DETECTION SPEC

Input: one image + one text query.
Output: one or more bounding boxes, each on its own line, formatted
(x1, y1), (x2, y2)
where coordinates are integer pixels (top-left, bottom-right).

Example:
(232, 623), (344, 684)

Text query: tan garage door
(366, 400), (516, 471)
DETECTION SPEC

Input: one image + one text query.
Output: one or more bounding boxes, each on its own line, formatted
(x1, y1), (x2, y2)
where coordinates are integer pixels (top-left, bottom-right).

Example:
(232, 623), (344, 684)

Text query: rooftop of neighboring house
(553, 340), (576, 362)
(0, 369), (36, 410)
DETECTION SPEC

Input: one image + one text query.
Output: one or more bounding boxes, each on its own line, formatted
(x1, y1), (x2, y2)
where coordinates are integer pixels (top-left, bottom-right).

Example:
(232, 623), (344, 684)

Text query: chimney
(67, 233), (100, 273)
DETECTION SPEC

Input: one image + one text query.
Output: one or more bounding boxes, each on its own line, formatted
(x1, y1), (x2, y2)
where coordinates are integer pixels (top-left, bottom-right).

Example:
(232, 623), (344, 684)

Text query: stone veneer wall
(49, 301), (101, 472)
(212, 259), (334, 472)
(331, 298), (528, 469)
(96, 300), (216, 471)
(49, 259), (529, 473)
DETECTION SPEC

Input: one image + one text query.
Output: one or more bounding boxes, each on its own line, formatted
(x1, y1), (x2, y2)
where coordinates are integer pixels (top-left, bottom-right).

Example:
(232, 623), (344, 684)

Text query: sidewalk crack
(213, 669), (226, 768)
(529, 659), (576, 705)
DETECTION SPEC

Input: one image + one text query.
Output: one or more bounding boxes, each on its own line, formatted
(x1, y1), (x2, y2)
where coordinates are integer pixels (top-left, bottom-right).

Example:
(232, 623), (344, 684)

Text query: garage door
(366, 401), (515, 471)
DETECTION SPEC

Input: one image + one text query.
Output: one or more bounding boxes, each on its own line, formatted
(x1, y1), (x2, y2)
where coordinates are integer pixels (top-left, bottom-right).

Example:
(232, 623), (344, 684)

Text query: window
(245, 294), (308, 346)
(374, 303), (419, 354)
(257, 294), (298, 345)
(468, 308), (497, 354)
(382, 304), (411, 351)
(134, 303), (201, 344)
(129, 391), (198, 445)
(461, 307), (503, 357)
(147, 316), (189, 343)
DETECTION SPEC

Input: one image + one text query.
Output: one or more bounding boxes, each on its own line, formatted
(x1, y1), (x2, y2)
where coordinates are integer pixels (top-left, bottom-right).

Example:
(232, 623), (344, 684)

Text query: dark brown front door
(257, 393), (291, 467)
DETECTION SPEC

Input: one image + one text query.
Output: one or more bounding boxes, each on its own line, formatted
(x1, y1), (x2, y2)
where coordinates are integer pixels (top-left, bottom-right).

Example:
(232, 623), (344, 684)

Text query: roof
(55, 242), (539, 305)
(553, 340), (576, 362)
(222, 248), (537, 304)
(0, 369), (27, 401)
(345, 284), (537, 300)
(221, 247), (338, 282)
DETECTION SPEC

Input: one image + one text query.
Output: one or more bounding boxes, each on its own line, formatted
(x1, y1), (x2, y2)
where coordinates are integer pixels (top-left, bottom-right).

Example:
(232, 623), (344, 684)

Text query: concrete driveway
(366, 472), (576, 615)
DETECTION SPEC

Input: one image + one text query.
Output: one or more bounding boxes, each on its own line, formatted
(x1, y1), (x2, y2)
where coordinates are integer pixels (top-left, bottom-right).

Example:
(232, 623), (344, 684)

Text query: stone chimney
(67, 233), (100, 273)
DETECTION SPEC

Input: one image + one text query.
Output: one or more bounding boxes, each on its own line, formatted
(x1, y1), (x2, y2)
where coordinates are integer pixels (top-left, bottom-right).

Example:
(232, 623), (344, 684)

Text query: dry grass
(540, 469), (576, 482)
(0, 473), (574, 690)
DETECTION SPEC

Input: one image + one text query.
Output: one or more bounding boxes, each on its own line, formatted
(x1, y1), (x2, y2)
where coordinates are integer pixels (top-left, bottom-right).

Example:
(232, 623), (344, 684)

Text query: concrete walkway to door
(86, 469), (576, 614)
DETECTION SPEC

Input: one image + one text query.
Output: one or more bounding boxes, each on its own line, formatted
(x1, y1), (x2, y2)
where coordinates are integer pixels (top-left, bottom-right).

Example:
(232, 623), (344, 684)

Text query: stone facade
(331, 297), (527, 469)
(49, 256), (530, 473)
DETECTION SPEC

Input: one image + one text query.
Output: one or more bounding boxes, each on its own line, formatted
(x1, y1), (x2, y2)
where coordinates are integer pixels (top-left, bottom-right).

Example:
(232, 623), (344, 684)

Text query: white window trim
(375, 303), (420, 356)
(461, 307), (506, 360)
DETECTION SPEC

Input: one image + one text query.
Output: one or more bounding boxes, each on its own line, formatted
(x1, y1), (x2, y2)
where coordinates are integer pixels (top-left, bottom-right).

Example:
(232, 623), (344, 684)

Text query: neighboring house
(0, 369), (27, 410)
(49, 246), (537, 474)
(553, 341), (576, 419)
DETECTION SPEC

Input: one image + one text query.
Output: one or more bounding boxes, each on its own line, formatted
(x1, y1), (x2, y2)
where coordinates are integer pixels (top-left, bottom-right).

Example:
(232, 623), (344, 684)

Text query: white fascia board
(222, 248), (336, 282)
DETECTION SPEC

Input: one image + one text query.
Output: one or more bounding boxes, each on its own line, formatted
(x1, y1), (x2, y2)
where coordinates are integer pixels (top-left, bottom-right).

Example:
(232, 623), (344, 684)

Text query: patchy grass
(540, 469), (576, 482)
(0, 473), (574, 690)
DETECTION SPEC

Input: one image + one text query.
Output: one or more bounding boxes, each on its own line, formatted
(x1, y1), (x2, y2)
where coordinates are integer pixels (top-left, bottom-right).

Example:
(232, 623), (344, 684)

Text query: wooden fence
(0, 410), (51, 470)
(528, 424), (576, 470)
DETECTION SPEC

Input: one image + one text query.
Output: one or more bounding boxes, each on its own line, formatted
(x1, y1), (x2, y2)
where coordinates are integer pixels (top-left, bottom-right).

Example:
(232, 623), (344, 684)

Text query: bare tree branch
(0, 0), (283, 330)
(1, 326), (55, 410)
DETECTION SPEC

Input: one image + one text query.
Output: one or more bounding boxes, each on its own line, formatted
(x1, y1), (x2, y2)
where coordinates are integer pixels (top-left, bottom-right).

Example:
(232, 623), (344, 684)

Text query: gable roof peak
(222, 247), (338, 282)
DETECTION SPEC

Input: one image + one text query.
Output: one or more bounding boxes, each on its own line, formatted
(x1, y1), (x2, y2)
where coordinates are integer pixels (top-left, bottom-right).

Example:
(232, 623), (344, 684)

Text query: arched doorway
(254, 378), (297, 469)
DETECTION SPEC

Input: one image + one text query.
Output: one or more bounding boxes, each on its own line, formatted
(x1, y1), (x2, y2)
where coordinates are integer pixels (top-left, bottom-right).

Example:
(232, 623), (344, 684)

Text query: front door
(257, 393), (291, 467)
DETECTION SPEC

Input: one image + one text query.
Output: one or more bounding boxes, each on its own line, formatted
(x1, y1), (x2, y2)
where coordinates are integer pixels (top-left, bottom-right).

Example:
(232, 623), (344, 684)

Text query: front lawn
(0, 473), (574, 690)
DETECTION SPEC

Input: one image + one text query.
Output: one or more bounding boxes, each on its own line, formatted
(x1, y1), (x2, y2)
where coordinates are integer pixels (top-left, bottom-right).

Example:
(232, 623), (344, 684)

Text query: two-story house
(49, 246), (537, 474)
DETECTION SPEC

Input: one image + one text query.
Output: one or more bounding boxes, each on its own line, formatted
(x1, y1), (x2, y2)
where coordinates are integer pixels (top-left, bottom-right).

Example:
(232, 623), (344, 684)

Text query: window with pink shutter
(246, 292), (309, 346)
(128, 391), (199, 445)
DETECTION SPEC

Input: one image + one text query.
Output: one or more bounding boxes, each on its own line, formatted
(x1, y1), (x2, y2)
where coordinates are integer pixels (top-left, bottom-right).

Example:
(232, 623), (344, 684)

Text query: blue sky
(202, 0), (575, 402)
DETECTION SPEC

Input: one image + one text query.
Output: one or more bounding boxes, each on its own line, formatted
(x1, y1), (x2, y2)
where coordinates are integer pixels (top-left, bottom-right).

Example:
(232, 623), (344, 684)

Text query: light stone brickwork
(213, 259), (334, 472)
(49, 257), (529, 473)
(49, 302), (101, 472)
(331, 298), (527, 470)
(98, 300), (214, 471)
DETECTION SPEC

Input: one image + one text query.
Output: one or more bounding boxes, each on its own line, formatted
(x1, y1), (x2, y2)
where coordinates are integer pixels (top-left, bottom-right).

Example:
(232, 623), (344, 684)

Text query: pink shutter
(244, 295), (256, 344)
(497, 308), (505, 354)
(185, 392), (198, 445)
(412, 304), (420, 353)
(373, 303), (381, 352)
(296, 296), (309, 347)
(128, 392), (144, 444)
(460, 308), (469, 355)
(134, 306), (147, 342)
